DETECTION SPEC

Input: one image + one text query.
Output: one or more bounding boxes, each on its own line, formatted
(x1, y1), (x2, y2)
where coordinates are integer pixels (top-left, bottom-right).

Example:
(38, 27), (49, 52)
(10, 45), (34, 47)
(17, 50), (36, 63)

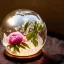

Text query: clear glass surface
(0, 9), (47, 56)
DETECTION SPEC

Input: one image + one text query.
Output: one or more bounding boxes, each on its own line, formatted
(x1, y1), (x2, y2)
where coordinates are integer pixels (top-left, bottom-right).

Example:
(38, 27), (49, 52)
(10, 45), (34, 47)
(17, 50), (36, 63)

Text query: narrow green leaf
(33, 25), (37, 33)
(24, 22), (29, 32)
(17, 43), (20, 47)
(34, 33), (37, 39)
(7, 45), (12, 49)
(13, 45), (20, 52)
(31, 39), (38, 47)
(22, 43), (30, 49)
(34, 21), (37, 25)
(26, 32), (33, 40)
(37, 23), (42, 31)
(20, 44), (26, 49)
(15, 46), (20, 52)
(13, 45), (16, 51)
(33, 21), (38, 33)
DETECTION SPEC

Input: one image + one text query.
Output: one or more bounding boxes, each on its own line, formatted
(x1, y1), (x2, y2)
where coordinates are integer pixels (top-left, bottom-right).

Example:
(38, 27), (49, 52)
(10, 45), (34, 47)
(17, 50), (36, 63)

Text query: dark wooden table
(0, 36), (64, 64)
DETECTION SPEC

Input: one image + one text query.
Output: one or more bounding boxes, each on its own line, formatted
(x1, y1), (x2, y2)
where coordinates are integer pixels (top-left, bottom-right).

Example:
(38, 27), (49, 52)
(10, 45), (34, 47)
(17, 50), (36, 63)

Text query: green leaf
(22, 43), (30, 49)
(31, 39), (38, 47)
(7, 45), (13, 49)
(37, 23), (42, 31)
(33, 25), (37, 33)
(17, 43), (20, 47)
(26, 32), (33, 40)
(34, 21), (37, 25)
(33, 33), (37, 39)
(13, 45), (20, 53)
(15, 46), (20, 52)
(14, 45), (16, 51)
(33, 21), (38, 33)
(20, 44), (26, 49)
(24, 22), (29, 32)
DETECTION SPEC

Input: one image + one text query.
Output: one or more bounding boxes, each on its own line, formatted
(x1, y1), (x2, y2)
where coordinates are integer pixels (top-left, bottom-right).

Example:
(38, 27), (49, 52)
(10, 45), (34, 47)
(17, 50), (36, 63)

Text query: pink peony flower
(7, 32), (27, 44)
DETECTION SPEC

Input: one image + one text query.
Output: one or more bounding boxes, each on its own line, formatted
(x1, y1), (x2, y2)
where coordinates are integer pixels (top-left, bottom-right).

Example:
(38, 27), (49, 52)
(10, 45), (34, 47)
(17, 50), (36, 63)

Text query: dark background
(0, 1), (64, 64)
(0, 0), (64, 36)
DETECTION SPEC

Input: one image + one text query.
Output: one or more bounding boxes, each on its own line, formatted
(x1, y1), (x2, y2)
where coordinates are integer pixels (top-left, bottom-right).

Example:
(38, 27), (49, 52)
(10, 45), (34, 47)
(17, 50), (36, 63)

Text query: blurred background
(0, 0), (64, 38)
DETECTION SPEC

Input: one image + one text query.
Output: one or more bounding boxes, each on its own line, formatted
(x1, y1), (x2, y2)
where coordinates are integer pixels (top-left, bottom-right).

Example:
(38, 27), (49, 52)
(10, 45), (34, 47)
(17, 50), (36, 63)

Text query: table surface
(0, 36), (64, 64)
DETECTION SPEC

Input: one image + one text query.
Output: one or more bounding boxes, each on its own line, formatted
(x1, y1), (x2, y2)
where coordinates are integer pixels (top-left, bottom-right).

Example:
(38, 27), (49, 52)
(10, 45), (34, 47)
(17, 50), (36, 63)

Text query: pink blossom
(7, 32), (27, 44)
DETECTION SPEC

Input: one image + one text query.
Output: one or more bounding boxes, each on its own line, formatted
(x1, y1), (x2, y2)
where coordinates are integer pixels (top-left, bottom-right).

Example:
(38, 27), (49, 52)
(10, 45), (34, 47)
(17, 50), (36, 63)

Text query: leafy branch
(24, 21), (32, 32)
(24, 21), (42, 47)
(7, 43), (30, 53)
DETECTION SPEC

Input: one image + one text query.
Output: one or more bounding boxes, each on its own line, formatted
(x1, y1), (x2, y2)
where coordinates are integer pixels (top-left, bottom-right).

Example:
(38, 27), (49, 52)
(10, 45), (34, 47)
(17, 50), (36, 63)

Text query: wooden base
(4, 49), (43, 62)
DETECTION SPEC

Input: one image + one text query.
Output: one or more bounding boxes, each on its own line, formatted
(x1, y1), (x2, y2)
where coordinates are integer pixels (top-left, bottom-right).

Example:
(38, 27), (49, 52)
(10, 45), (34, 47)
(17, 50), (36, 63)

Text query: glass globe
(0, 9), (47, 56)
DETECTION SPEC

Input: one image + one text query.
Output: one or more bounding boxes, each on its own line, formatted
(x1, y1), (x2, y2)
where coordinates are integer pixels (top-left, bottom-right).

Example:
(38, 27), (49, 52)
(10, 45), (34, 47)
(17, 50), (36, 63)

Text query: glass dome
(0, 9), (47, 56)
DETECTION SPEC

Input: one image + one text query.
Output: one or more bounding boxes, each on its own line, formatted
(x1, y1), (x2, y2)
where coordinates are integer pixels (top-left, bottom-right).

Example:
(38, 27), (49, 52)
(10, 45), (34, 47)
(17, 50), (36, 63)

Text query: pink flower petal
(7, 32), (27, 45)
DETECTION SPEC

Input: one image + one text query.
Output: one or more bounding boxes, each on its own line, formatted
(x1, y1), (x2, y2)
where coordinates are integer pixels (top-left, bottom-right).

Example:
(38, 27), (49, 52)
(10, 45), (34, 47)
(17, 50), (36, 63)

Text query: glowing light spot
(7, 18), (15, 26)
